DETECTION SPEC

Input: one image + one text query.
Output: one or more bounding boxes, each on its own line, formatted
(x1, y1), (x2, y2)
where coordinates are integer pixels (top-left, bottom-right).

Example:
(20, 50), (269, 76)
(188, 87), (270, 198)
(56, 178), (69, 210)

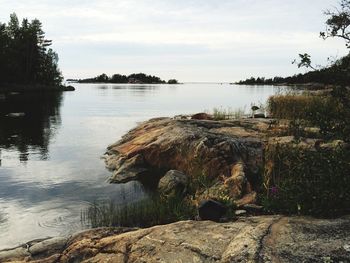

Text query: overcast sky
(0, 0), (348, 82)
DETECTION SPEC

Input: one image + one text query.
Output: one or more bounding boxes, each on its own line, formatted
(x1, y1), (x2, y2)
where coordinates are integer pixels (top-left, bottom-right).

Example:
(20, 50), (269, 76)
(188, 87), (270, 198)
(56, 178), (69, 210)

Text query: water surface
(0, 83), (280, 249)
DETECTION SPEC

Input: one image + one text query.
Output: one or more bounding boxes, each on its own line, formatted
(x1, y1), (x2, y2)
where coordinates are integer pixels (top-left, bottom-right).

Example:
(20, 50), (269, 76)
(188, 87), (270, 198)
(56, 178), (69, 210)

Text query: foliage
(0, 13), (63, 86)
(293, 53), (316, 70)
(78, 72), (167, 84)
(262, 143), (350, 217)
(81, 194), (196, 228)
(321, 0), (350, 48)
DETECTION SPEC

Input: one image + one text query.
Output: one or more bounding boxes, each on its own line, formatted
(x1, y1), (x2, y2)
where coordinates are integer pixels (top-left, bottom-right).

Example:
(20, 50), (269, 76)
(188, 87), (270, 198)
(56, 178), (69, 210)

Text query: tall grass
(267, 94), (319, 120)
(212, 107), (245, 120)
(81, 195), (196, 228)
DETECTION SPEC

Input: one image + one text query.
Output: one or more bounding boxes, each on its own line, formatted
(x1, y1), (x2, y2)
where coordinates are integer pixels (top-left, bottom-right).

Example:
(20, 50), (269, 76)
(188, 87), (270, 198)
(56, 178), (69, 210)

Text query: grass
(81, 194), (196, 228)
(212, 107), (245, 120)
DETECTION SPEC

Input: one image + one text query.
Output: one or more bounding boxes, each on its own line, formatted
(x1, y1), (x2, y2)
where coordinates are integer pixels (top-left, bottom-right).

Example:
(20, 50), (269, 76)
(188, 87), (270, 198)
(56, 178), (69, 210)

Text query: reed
(81, 195), (196, 228)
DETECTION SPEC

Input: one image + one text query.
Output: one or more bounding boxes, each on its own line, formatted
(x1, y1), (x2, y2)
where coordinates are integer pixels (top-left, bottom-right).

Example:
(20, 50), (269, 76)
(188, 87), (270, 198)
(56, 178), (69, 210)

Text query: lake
(0, 83), (280, 249)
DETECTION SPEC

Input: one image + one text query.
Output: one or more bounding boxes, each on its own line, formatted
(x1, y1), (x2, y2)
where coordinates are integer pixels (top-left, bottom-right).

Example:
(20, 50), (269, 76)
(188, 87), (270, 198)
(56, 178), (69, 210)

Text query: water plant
(81, 194), (196, 228)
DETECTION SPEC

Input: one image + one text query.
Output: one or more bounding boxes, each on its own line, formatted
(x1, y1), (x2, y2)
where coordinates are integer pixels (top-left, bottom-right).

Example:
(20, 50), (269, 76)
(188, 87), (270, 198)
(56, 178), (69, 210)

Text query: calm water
(0, 83), (280, 249)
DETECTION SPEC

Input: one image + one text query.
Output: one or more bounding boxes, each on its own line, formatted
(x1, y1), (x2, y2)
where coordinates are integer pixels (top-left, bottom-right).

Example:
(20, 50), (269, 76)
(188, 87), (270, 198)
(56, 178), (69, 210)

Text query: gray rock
(28, 236), (68, 256)
(235, 209), (247, 216)
(158, 170), (189, 197)
(0, 247), (30, 261)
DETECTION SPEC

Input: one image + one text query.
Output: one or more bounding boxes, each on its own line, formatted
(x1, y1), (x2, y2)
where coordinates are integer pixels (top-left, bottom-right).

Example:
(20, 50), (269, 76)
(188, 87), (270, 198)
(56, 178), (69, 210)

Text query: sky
(0, 0), (348, 82)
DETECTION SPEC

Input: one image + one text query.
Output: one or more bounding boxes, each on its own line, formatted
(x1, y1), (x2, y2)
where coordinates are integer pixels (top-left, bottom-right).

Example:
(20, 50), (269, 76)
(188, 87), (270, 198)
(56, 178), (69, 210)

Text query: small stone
(235, 210), (247, 216)
(6, 112), (25, 117)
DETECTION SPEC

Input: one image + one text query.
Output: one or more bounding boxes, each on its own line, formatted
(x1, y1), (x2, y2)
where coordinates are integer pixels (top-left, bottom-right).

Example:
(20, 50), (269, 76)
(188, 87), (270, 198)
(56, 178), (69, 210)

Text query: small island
(77, 73), (179, 84)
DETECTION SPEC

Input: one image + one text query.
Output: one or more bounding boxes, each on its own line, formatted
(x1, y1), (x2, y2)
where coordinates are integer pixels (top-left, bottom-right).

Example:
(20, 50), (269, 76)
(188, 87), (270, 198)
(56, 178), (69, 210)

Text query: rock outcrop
(104, 117), (271, 202)
(2, 215), (350, 262)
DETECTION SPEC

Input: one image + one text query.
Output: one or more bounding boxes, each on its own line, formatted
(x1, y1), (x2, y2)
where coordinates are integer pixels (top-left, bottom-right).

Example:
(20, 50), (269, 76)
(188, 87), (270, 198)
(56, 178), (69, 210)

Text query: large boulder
(158, 170), (189, 197)
(104, 118), (270, 195)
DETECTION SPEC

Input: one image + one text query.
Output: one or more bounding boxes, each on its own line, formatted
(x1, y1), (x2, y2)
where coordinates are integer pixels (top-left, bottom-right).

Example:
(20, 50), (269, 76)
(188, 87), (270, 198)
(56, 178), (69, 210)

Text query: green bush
(262, 142), (350, 217)
(81, 195), (196, 228)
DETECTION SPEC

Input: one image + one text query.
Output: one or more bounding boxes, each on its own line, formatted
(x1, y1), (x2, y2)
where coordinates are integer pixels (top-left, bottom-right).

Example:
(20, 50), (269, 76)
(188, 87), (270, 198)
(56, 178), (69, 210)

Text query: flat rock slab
(2, 216), (350, 262)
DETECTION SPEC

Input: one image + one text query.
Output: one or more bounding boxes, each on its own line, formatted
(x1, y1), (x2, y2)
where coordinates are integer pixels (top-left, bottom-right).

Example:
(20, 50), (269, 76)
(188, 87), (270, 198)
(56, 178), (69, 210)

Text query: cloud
(0, 0), (347, 81)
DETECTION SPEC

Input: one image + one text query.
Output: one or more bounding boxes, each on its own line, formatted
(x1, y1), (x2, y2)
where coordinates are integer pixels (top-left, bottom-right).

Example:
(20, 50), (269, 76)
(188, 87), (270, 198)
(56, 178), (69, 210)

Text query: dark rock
(198, 199), (227, 222)
(62, 85), (75, 91)
(191, 113), (212, 120)
(254, 113), (265, 118)
(243, 203), (264, 213)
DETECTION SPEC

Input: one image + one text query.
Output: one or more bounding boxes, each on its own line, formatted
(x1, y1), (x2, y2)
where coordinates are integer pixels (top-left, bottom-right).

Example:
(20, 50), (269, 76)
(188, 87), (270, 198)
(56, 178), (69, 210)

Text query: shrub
(262, 142), (350, 217)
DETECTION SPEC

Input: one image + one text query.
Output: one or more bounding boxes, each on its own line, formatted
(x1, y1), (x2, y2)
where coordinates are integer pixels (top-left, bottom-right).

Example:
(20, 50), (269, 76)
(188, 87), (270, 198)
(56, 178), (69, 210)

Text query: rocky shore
(2, 114), (348, 262)
(1, 215), (350, 262)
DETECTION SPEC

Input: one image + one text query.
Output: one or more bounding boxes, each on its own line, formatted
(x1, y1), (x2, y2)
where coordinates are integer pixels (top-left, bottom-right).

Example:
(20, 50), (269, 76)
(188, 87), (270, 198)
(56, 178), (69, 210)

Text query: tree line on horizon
(238, 0), (350, 87)
(77, 73), (179, 84)
(236, 54), (350, 86)
(0, 13), (63, 87)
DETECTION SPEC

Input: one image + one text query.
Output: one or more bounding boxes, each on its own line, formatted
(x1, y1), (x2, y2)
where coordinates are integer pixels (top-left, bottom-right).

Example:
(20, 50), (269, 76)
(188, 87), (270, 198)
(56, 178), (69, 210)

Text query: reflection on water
(0, 92), (63, 163)
(0, 83), (280, 249)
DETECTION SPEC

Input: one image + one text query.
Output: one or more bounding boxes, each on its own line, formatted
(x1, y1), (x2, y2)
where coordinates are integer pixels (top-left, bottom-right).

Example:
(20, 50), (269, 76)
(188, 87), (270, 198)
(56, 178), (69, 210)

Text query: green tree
(0, 13), (63, 87)
(321, 0), (350, 47)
